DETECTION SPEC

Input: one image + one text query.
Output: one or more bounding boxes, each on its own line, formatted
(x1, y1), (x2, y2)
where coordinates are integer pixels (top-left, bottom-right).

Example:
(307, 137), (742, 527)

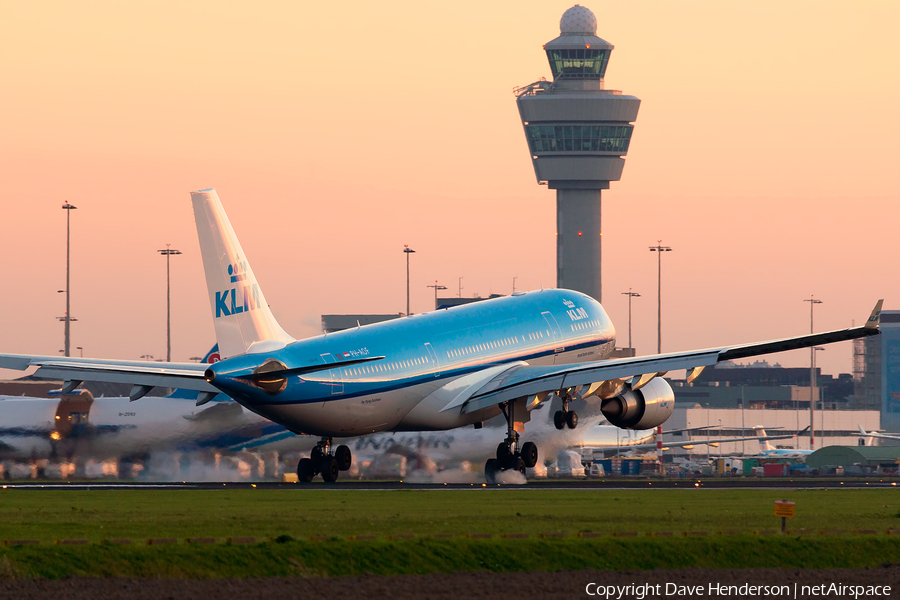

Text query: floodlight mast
(60, 202), (77, 357)
(804, 296), (823, 449)
(158, 244), (183, 362)
(621, 289), (640, 352)
(649, 243), (672, 354)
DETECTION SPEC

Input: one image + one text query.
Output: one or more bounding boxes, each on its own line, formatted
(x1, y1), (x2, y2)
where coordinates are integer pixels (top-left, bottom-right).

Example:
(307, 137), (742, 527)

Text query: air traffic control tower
(515, 5), (640, 302)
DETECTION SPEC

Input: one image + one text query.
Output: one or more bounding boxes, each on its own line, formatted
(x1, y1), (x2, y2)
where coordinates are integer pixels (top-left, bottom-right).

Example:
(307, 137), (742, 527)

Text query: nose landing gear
(297, 438), (353, 483)
(484, 401), (539, 483)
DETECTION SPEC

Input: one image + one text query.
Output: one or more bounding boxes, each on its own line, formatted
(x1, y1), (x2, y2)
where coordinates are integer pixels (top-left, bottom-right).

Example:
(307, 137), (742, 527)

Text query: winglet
(865, 299), (883, 330)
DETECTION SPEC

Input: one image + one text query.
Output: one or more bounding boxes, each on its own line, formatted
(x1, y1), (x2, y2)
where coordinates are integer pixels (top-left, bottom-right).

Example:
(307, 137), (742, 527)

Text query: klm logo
(228, 260), (249, 283)
(215, 283), (262, 318)
(567, 307), (589, 321)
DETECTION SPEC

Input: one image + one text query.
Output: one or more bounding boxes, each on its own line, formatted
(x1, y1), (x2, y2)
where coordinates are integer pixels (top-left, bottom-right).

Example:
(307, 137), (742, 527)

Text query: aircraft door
(319, 353), (344, 395)
(541, 311), (565, 359)
(424, 343), (440, 377)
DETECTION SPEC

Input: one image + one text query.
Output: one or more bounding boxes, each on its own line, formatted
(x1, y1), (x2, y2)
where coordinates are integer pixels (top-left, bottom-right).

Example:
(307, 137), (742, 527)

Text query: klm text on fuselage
(215, 284), (261, 318)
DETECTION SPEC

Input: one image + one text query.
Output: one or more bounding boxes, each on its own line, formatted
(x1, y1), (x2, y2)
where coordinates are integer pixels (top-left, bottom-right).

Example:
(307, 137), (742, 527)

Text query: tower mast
(515, 5), (640, 302)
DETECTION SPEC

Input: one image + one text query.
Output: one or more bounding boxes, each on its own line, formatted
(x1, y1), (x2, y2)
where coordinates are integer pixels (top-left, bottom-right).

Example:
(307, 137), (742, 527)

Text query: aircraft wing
(623, 433), (799, 452)
(0, 355), (214, 393)
(857, 425), (900, 441)
(456, 300), (882, 414)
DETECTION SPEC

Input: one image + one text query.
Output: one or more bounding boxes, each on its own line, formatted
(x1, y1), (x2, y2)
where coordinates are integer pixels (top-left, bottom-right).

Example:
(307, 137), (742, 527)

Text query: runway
(3, 478), (896, 491)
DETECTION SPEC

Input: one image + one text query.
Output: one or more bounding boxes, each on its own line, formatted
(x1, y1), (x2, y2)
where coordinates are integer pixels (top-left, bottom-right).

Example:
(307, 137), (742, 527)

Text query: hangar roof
(806, 445), (900, 468)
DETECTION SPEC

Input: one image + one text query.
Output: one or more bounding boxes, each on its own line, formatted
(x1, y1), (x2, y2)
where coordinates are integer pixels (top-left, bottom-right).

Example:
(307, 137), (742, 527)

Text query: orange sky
(1, 1), (898, 378)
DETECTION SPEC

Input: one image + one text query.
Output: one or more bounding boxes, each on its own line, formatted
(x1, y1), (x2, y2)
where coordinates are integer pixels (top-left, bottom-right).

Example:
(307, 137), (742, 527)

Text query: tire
(514, 457), (526, 477)
(335, 445), (352, 471)
(520, 441), (538, 468)
(566, 410), (579, 429)
(501, 453), (519, 470)
(320, 456), (339, 483)
(553, 410), (566, 430)
(297, 458), (315, 483)
(496, 442), (512, 462)
(484, 458), (500, 484)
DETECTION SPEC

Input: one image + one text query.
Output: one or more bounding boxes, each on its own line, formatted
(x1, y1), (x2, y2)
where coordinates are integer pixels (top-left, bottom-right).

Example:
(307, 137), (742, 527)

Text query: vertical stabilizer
(191, 189), (295, 359)
(754, 427), (775, 452)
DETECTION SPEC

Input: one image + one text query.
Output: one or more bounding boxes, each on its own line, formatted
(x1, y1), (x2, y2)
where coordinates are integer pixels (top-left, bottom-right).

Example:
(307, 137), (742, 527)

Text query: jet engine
(599, 377), (674, 430)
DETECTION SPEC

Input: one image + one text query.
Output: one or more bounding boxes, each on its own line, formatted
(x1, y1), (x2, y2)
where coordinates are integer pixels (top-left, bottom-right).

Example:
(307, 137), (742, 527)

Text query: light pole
(621, 289), (640, 353)
(61, 202), (77, 357)
(158, 244), (182, 362)
(426, 281), (447, 310)
(458, 276), (463, 298)
(57, 290), (77, 354)
(404, 245), (415, 316)
(812, 346), (825, 449)
(804, 296), (823, 449)
(649, 242), (672, 354)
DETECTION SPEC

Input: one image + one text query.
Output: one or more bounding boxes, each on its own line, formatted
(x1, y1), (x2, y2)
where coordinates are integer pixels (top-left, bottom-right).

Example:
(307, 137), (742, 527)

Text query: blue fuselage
(209, 289), (615, 436)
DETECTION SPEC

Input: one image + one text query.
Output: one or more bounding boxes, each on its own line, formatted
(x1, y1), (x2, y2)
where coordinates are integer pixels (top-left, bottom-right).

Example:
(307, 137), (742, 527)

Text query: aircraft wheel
(297, 458), (315, 483)
(320, 456), (339, 483)
(484, 458), (500, 484)
(514, 457), (526, 477)
(553, 410), (566, 430)
(498, 453), (517, 470)
(496, 442), (513, 462)
(566, 411), (578, 429)
(520, 442), (538, 468)
(335, 445), (352, 471)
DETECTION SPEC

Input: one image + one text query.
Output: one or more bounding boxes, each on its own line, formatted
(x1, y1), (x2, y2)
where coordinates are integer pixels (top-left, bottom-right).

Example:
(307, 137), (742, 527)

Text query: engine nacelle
(600, 377), (674, 430)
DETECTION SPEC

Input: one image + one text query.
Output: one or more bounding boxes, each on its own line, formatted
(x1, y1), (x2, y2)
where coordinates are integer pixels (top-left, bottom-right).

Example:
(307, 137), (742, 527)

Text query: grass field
(1, 488), (899, 578)
(1, 488), (898, 540)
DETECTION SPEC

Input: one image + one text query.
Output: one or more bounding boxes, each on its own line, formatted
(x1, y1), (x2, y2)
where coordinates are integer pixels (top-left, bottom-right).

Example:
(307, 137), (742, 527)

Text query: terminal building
(854, 309), (900, 432)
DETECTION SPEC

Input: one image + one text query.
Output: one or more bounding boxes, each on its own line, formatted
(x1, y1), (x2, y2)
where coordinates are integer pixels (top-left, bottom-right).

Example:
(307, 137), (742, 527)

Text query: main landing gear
(484, 401), (539, 483)
(297, 438), (352, 483)
(553, 391), (578, 430)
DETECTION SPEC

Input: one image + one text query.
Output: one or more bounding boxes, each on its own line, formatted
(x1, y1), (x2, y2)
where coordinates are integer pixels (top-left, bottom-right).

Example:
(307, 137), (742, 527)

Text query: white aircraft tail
(857, 425), (876, 447)
(191, 188), (295, 359)
(754, 427), (775, 452)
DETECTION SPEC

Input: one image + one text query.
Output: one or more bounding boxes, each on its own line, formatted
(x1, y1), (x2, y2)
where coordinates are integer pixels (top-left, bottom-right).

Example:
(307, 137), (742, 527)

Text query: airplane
(0, 346), (301, 466)
(575, 423), (800, 457)
(0, 188), (884, 483)
(750, 427), (813, 459)
(857, 425), (900, 444)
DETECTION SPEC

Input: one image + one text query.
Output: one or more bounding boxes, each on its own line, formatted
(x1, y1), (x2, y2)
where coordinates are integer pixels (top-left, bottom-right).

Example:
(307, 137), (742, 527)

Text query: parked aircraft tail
(857, 425), (877, 446)
(166, 345), (227, 401)
(191, 189), (295, 359)
(755, 427), (775, 452)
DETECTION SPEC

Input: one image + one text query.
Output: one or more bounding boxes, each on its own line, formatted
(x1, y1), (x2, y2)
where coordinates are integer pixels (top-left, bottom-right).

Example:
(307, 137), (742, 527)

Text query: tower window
(546, 48), (610, 80)
(526, 123), (633, 155)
